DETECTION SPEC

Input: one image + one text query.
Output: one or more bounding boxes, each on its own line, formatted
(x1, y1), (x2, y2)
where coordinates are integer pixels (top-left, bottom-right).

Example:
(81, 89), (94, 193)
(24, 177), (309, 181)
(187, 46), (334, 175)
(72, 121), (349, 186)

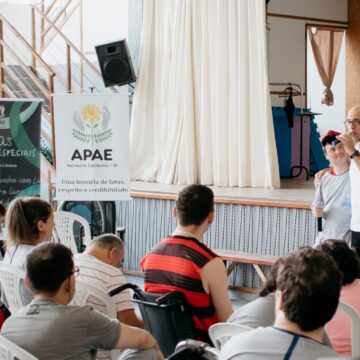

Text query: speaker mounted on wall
(95, 39), (136, 88)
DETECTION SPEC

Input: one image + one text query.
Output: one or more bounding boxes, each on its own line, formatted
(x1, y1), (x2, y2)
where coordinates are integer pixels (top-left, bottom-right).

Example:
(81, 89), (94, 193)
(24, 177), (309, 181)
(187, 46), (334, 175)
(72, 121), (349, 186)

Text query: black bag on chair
(109, 283), (195, 357)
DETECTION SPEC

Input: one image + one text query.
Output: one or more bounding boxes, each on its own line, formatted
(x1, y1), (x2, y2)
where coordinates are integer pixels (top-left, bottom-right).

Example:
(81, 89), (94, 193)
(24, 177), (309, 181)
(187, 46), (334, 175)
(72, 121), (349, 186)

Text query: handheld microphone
(317, 217), (322, 232)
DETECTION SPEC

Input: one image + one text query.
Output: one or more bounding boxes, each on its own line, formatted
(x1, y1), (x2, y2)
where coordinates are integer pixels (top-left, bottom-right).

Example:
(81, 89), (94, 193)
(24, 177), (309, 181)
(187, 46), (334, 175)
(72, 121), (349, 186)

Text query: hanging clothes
(280, 87), (297, 128)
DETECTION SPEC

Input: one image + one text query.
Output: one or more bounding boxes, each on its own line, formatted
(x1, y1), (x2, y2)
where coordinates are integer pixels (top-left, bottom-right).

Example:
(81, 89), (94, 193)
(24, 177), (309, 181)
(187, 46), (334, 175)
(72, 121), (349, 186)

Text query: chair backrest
(53, 211), (91, 254)
(208, 322), (253, 351)
(70, 279), (117, 317)
(0, 262), (26, 314)
(133, 289), (195, 357)
(70, 279), (119, 360)
(338, 301), (360, 356)
(0, 335), (38, 360)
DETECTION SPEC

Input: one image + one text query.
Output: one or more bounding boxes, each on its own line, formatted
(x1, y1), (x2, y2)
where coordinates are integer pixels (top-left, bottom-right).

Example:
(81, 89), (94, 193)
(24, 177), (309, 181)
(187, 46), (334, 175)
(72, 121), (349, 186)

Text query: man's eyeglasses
(71, 266), (80, 277)
(344, 119), (360, 126)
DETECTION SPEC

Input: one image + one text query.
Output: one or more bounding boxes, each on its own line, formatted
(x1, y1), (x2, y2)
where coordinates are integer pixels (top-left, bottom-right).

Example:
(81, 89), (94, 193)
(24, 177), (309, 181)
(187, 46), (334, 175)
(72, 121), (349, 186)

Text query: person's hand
(314, 168), (328, 188)
(337, 133), (356, 156)
(311, 205), (323, 218)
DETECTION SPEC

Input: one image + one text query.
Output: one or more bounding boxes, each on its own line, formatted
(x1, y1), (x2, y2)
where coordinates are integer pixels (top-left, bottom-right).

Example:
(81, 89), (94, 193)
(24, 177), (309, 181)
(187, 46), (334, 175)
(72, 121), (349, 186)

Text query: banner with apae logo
(0, 99), (41, 205)
(54, 94), (130, 200)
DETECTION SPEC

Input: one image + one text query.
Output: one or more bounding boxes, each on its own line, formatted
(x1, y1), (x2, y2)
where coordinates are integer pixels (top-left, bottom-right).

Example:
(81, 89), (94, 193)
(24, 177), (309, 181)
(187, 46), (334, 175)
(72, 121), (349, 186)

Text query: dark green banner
(0, 100), (42, 205)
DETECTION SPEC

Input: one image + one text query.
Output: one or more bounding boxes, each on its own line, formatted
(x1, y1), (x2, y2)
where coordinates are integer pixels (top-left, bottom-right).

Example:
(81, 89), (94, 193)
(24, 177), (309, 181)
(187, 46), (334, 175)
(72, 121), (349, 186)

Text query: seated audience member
(317, 240), (360, 356)
(1, 242), (163, 360)
(227, 256), (332, 345)
(140, 184), (233, 341)
(2, 197), (54, 305)
(311, 130), (351, 245)
(4, 197), (53, 268)
(220, 247), (341, 360)
(75, 233), (143, 327)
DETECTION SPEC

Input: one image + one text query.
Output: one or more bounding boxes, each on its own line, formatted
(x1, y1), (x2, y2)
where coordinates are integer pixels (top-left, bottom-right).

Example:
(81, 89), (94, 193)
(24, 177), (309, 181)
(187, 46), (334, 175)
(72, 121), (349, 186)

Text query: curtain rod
(269, 82), (303, 94)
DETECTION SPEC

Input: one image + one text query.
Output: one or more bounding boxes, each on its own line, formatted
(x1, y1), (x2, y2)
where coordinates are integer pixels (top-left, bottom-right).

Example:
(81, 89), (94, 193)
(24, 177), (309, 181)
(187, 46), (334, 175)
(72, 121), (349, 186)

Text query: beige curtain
(130, 0), (280, 188)
(308, 28), (344, 106)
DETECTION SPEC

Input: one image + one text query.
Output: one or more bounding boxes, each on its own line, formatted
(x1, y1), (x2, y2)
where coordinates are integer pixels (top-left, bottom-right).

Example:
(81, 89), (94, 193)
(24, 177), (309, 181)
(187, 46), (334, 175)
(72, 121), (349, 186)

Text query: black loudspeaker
(95, 39), (136, 87)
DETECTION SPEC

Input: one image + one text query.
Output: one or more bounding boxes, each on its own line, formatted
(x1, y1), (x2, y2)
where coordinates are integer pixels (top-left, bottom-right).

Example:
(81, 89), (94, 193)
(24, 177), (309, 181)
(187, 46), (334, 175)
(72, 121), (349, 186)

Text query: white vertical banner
(54, 94), (130, 200)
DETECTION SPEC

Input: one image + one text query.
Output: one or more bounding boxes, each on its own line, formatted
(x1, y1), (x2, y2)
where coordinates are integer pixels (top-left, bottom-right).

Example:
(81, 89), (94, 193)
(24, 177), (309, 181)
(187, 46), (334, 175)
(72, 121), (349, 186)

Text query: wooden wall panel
(346, 0), (360, 111)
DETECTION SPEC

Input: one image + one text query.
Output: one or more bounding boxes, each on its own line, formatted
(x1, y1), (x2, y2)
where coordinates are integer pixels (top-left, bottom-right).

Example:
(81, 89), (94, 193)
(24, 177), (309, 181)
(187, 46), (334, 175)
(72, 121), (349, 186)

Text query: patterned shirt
(75, 253), (134, 314)
(140, 235), (218, 341)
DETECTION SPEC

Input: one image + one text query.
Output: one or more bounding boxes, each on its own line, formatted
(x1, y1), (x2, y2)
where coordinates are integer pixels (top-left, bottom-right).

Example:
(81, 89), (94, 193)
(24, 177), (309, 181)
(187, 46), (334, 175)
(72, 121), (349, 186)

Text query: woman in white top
(3, 197), (54, 304)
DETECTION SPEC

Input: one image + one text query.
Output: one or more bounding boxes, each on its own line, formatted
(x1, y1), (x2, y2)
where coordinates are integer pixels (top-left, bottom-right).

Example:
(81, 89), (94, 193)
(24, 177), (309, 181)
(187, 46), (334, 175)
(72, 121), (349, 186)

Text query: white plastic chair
(70, 279), (117, 317)
(53, 211), (91, 254)
(70, 279), (119, 360)
(0, 335), (38, 360)
(338, 301), (360, 356)
(0, 262), (26, 314)
(208, 322), (252, 351)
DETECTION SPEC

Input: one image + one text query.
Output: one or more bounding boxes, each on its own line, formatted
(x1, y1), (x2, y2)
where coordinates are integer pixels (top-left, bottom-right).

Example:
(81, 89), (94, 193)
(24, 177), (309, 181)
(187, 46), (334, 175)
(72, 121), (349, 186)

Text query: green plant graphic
(94, 129), (113, 143)
(72, 129), (91, 143)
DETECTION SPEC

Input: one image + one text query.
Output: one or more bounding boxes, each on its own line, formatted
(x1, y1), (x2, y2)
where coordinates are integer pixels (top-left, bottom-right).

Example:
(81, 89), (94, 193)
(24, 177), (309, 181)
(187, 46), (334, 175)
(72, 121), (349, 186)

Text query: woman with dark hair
(317, 239), (360, 356)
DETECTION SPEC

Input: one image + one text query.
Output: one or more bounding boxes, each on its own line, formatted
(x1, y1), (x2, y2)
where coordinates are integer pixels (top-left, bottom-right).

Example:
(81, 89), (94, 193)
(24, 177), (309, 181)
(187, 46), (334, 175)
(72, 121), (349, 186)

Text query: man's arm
(117, 309), (144, 328)
(337, 133), (360, 171)
(201, 257), (234, 322)
(311, 183), (324, 218)
(351, 154), (360, 171)
(108, 270), (144, 328)
(116, 324), (163, 360)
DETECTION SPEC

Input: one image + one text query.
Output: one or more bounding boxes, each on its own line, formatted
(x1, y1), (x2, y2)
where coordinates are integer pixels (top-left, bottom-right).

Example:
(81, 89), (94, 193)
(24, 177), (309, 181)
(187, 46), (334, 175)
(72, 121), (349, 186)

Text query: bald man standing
(337, 105), (360, 253)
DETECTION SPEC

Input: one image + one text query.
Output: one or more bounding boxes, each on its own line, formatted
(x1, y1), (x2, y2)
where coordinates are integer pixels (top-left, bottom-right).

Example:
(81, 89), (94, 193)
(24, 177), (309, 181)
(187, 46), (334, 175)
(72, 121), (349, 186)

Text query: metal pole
(66, 44), (71, 92)
(0, 19), (4, 97)
(31, 6), (37, 73)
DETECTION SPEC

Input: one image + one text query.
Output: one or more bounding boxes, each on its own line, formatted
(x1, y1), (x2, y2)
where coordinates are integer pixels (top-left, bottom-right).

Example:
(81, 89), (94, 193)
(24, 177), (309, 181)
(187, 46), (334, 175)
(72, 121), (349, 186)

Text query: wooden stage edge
(130, 179), (314, 210)
(131, 191), (310, 209)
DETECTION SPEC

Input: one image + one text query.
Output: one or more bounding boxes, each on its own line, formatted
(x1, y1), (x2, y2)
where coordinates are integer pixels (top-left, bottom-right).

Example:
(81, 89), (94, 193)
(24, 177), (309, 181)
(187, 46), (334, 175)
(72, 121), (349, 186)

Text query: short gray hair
(90, 233), (124, 252)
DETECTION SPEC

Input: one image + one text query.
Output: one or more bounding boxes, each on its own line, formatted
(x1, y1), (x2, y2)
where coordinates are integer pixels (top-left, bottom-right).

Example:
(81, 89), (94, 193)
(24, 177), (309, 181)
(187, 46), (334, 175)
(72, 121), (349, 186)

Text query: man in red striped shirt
(140, 184), (233, 341)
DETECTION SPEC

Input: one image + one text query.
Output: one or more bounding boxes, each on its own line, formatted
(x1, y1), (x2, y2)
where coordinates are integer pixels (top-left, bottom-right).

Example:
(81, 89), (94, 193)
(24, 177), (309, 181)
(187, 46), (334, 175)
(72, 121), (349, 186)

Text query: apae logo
(71, 104), (113, 161)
